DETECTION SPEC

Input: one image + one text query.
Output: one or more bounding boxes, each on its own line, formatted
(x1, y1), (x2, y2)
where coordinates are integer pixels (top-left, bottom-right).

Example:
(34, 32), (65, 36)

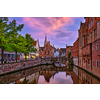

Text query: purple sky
(9, 17), (85, 48)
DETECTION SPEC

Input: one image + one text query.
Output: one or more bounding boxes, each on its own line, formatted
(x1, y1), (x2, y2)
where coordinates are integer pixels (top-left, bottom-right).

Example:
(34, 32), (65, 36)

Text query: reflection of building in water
(16, 72), (39, 84)
(66, 71), (71, 77)
(39, 71), (56, 82)
(78, 68), (100, 84)
(71, 72), (78, 84)
(73, 66), (78, 76)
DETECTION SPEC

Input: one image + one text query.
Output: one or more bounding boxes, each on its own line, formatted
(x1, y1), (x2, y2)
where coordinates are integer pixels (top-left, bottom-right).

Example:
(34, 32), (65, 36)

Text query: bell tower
(44, 35), (47, 45)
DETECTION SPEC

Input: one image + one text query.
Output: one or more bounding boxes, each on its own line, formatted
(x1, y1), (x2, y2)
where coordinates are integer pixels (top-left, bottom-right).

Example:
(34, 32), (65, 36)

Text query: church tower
(44, 35), (47, 45)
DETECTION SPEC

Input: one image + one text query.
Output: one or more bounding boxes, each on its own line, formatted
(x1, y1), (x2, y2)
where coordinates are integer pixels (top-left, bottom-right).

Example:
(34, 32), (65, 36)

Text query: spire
(44, 34), (47, 45)
(45, 34), (47, 43)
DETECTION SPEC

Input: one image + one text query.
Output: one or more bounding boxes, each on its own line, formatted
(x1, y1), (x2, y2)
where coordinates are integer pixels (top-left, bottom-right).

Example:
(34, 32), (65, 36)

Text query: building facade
(78, 17), (100, 77)
(71, 38), (79, 66)
(60, 48), (66, 57)
(39, 35), (54, 58)
(66, 44), (73, 57)
(54, 48), (59, 57)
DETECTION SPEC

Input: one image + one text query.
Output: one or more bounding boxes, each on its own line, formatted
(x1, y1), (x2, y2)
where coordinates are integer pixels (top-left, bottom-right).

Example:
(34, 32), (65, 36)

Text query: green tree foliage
(22, 33), (37, 61)
(0, 17), (13, 64)
(9, 19), (24, 62)
(68, 52), (71, 58)
(0, 18), (36, 64)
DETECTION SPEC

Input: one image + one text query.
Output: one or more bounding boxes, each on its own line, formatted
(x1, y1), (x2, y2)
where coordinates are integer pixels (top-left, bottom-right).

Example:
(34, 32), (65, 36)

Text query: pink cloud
(22, 17), (73, 35)
(21, 17), (79, 48)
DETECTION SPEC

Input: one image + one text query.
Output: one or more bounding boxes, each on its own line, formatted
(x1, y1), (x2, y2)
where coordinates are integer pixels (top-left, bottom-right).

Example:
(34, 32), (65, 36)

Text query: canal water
(0, 65), (100, 84)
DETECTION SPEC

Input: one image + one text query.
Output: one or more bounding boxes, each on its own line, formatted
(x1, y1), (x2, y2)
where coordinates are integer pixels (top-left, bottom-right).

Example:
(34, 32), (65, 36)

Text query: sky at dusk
(9, 17), (85, 48)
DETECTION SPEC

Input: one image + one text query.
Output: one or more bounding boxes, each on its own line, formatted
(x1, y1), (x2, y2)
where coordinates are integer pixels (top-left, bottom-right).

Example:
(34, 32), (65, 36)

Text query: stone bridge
(41, 57), (73, 65)
(0, 57), (73, 75)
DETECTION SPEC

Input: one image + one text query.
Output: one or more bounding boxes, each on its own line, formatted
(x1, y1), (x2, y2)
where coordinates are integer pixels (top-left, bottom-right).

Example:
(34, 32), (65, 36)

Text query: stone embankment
(0, 57), (70, 75)
(0, 60), (41, 75)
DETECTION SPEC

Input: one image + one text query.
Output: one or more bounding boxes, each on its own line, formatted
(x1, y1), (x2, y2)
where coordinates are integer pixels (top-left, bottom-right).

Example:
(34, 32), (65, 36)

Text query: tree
(22, 33), (37, 61)
(68, 52), (71, 58)
(0, 17), (13, 64)
(9, 19), (24, 62)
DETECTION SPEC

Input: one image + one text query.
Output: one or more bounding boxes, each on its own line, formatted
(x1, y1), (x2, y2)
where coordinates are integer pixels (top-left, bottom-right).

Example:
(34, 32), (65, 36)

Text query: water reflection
(0, 65), (100, 84)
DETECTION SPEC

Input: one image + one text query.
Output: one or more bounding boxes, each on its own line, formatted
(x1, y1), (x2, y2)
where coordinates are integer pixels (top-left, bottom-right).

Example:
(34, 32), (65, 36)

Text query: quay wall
(0, 58), (54, 75)
(0, 60), (42, 75)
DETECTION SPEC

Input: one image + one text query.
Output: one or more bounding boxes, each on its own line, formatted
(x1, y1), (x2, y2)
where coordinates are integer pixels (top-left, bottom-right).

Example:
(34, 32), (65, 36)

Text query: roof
(60, 48), (66, 53)
(40, 47), (44, 51)
(59, 49), (61, 52)
(32, 41), (37, 46)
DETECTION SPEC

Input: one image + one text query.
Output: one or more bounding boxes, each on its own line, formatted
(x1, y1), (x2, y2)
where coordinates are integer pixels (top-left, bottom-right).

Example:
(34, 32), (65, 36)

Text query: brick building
(92, 38), (100, 77)
(78, 17), (100, 77)
(71, 38), (79, 66)
(78, 22), (86, 68)
(66, 44), (73, 57)
(60, 48), (66, 57)
(39, 35), (54, 58)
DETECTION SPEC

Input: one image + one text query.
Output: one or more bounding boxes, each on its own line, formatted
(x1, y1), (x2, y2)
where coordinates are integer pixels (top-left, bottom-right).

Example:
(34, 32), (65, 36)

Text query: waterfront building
(20, 40), (39, 60)
(39, 35), (54, 58)
(0, 49), (20, 61)
(59, 49), (61, 57)
(92, 38), (100, 77)
(78, 22), (85, 68)
(71, 38), (79, 66)
(54, 48), (59, 57)
(60, 48), (66, 57)
(66, 44), (73, 57)
(29, 40), (39, 58)
(78, 17), (100, 77)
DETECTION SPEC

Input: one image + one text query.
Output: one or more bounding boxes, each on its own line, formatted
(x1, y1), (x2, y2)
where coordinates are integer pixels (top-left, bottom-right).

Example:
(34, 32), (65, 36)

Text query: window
(96, 44), (98, 51)
(87, 36), (88, 44)
(80, 36), (81, 46)
(91, 32), (92, 42)
(96, 60), (99, 68)
(94, 29), (96, 41)
(93, 60), (95, 67)
(93, 19), (94, 26)
(89, 23), (90, 29)
(48, 51), (49, 54)
(90, 22), (91, 28)
(93, 45), (94, 51)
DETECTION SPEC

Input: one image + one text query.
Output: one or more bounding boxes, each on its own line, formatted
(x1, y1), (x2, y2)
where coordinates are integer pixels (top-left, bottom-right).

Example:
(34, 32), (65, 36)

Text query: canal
(0, 65), (100, 84)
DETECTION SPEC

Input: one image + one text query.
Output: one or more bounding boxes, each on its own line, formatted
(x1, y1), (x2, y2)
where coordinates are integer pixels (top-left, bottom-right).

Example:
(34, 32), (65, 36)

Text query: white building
(29, 40), (39, 59)
(20, 40), (40, 59)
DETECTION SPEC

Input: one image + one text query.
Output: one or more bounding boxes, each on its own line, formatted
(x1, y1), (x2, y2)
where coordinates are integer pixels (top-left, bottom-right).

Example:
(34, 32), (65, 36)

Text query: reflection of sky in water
(38, 72), (73, 84)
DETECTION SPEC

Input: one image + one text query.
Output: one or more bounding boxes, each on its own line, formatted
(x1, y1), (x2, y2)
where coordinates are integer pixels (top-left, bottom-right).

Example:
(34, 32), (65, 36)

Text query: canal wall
(0, 58), (54, 75)
(0, 60), (41, 75)
(0, 66), (42, 84)
(0, 57), (70, 75)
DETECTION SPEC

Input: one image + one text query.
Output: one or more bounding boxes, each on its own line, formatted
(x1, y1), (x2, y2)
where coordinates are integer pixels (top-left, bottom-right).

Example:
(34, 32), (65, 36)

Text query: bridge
(41, 57), (73, 65)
